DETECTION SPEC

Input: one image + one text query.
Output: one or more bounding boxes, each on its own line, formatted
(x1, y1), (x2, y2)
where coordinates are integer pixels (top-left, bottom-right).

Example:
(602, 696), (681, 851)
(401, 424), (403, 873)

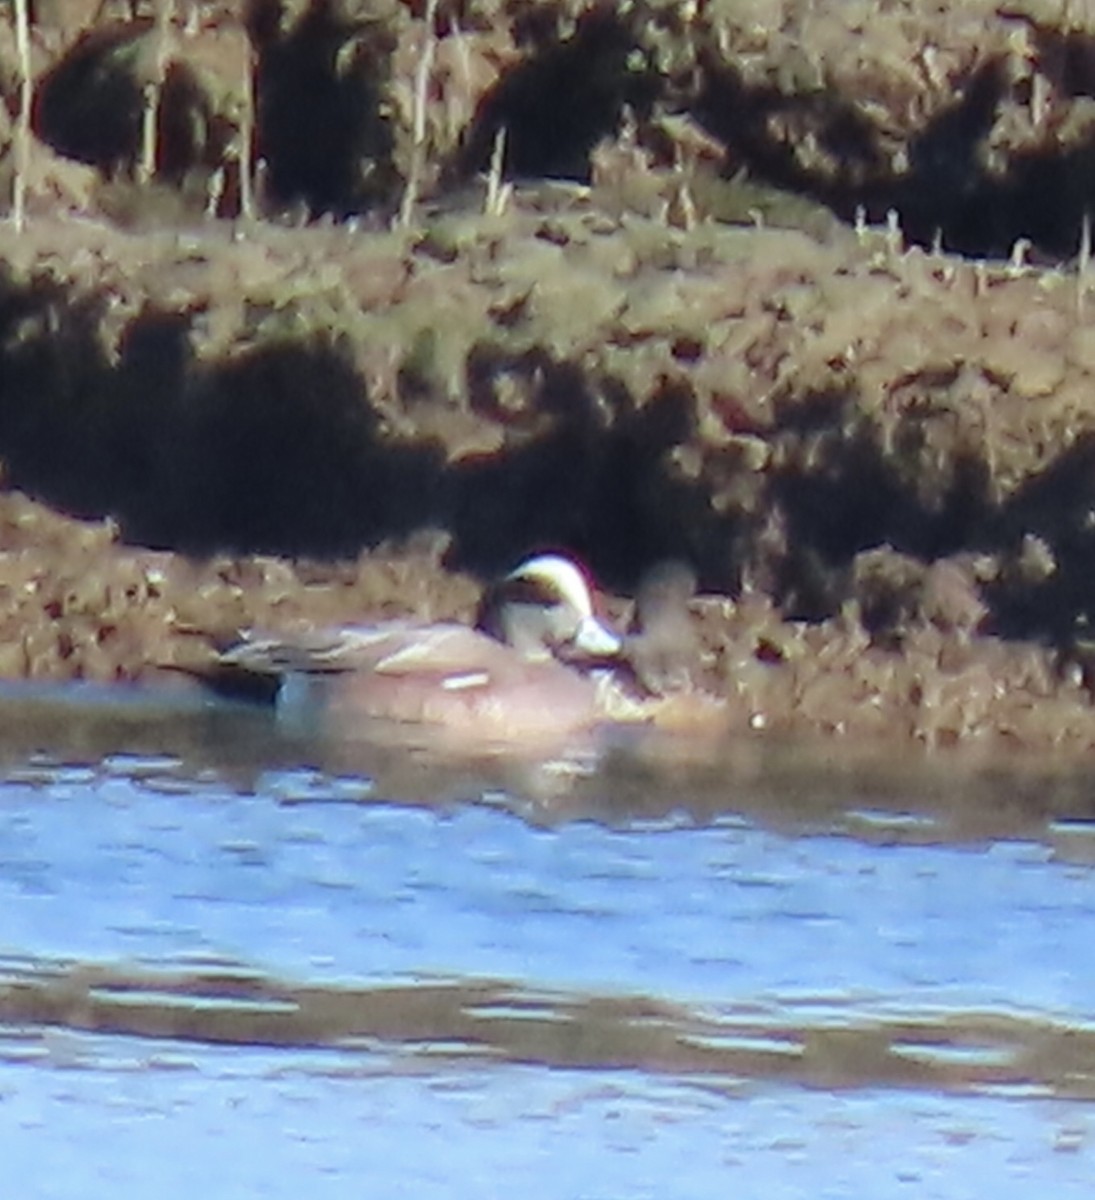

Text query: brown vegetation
(2, 0), (1095, 752)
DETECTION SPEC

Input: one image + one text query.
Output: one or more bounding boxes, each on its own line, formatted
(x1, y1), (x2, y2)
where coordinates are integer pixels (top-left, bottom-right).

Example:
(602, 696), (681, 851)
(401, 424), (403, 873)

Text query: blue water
(1, 773), (1092, 1014)
(4, 1036), (1095, 1200)
(1, 705), (1095, 1198)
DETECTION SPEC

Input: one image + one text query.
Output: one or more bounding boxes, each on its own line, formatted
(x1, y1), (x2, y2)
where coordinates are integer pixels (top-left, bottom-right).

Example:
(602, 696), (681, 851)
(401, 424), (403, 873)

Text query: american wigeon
(625, 559), (702, 696)
(603, 559), (728, 736)
(219, 553), (624, 750)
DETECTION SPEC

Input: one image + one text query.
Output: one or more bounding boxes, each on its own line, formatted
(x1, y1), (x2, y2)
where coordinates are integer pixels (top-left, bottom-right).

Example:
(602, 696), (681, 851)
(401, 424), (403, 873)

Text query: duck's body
(217, 553), (729, 753)
(226, 619), (607, 748)
(219, 554), (622, 751)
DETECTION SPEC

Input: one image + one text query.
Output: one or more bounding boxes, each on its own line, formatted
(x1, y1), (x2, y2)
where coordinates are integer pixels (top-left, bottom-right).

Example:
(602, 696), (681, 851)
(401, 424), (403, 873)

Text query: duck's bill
(571, 614), (622, 658)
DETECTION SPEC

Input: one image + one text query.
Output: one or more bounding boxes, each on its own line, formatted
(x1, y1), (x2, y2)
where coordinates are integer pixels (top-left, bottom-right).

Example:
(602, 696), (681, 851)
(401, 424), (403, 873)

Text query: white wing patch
(371, 627), (474, 675)
(441, 671), (491, 691)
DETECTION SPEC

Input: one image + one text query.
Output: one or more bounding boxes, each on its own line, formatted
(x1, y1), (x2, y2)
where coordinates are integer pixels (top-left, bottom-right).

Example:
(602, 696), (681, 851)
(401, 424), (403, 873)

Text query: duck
(217, 553), (624, 751)
(601, 559), (729, 737)
(625, 559), (703, 696)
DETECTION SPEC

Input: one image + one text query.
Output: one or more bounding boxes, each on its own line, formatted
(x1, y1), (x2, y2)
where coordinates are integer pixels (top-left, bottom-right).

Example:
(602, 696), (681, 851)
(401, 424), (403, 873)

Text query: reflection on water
(2, 685), (1095, 1197)
(1, 680), (1094, 837)
(5, 960), (1095, 1096)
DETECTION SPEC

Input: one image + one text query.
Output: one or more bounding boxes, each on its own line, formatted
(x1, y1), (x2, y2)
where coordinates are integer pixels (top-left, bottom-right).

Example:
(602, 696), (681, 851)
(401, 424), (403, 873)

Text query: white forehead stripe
(509, 554), (595, 616)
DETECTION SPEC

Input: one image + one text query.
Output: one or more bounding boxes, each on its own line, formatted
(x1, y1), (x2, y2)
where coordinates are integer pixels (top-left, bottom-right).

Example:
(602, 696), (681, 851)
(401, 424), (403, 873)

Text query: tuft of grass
(397, 0), (439, 229)
(12, 0), (30, 232)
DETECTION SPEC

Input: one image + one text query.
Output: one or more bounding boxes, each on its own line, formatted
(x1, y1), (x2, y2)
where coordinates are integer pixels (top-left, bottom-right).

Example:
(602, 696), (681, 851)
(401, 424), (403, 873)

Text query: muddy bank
(0, 2), (1095, 751)
(0, 489), (1090, 756)
(7, 0), (1095, 256)
(1, 204), (1094, 629)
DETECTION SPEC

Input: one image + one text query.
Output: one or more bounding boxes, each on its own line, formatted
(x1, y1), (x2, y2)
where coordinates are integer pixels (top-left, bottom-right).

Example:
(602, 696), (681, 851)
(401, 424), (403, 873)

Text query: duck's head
(478, 553), (621, 662)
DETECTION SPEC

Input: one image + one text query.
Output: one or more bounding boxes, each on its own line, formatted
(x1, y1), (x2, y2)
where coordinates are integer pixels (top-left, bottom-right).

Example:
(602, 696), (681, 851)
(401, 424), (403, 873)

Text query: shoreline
(0, 488), (1092, 756)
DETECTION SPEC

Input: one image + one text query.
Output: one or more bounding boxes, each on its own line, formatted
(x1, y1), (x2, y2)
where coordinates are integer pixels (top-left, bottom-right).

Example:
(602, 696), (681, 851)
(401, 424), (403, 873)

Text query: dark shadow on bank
(245, 0), (398, 218)
(7, 270), (1080, 630)
(0, 273), (441, 558)
(695, 46), (1095, 261)
(987, 432), (1095, 642)
(34, 21), (229, 183)
(449, 359), (729, 589)
(453, 7), (658, 183)
(0, 271), (737, 589)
